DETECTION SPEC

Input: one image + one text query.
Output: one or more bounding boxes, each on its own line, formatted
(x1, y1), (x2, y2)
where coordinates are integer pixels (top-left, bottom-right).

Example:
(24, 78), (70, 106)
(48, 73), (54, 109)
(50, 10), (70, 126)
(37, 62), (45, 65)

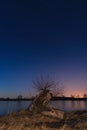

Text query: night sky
(0, 0), (87, 98)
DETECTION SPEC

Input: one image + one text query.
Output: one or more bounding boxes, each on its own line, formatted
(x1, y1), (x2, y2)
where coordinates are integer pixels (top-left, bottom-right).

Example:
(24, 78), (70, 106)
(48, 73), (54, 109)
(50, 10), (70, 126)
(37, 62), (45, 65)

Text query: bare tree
(83, 94), (87, 98)
(28, 75), (64, 115)
(33, 75), (64, 97)
(76, 95), (80, 98)
(70, 94), (75, 98)
(52, 82), (64, 97)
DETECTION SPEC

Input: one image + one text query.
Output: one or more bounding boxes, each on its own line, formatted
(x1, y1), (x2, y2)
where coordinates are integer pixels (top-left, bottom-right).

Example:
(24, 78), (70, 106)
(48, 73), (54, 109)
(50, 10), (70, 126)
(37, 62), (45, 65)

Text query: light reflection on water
(0, 100), (87, 116)
(50, 100), (87, 111)
(0, 101), (31, 116)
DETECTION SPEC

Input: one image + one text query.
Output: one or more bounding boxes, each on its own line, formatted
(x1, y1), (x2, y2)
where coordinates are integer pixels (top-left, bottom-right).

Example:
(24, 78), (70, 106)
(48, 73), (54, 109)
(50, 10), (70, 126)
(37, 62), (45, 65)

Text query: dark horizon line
(0, 97), (87, 101)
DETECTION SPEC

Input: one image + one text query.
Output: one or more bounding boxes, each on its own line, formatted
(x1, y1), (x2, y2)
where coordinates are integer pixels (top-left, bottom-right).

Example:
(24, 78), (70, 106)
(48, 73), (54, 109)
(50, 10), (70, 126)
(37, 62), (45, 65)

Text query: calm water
(0, 100), (87, 116)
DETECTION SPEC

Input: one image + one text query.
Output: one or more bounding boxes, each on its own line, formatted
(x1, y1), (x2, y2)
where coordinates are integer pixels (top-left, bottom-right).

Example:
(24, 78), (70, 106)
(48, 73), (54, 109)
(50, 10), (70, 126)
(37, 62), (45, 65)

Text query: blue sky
(0, 0), (87, 97)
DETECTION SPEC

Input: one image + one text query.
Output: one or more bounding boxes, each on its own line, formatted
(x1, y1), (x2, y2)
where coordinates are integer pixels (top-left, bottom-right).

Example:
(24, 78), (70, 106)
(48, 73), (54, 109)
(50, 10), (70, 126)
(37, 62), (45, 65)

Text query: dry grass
(0, 110), (87, 130)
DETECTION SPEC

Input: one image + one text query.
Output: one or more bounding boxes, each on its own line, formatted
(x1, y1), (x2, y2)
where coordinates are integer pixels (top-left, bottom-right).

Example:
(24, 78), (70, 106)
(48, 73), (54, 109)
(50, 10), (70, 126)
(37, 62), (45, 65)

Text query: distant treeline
(51, 96), (87, 100)
(0, 98), (33, 101)
(0, 96), (87, 101)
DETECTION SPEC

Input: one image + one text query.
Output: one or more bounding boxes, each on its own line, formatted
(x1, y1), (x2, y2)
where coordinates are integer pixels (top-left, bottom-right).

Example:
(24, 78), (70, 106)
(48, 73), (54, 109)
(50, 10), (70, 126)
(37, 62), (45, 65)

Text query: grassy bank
(0, 109), (87, 130)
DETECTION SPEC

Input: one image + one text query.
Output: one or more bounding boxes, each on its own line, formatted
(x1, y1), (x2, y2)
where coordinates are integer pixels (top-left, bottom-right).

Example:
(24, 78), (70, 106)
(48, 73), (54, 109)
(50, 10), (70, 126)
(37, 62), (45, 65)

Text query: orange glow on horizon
(65, 89), (85, 98)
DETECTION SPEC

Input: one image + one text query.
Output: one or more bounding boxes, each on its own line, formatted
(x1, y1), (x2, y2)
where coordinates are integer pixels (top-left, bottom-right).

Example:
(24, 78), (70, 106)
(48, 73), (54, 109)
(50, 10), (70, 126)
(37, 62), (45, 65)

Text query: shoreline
(0, 109), (87, 130)
(0, 97), (87, 101)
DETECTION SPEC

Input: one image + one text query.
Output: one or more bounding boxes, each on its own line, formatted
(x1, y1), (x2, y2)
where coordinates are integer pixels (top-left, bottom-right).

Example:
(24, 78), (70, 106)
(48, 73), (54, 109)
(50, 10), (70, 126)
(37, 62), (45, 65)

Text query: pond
(0, 100), (87, 116)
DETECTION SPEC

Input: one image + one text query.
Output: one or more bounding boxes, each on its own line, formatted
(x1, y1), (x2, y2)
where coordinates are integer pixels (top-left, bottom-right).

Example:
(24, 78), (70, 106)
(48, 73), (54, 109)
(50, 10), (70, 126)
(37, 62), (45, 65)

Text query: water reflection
(17, 101), (22, 110)
(50, 100), (87, 111)
(71, 100), (75, 108)
(83, 100), (87, 107)
(0, 100), (87, 116)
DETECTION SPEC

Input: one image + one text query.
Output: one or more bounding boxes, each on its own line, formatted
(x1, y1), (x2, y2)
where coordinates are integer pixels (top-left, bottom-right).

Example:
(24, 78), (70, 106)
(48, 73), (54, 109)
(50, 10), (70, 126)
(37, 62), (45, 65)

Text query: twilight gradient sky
(0, 0), (87, 97)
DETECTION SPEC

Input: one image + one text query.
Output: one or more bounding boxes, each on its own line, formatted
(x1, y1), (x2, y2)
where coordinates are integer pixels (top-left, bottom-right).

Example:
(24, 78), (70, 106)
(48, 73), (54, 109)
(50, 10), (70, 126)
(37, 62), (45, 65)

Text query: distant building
(18, 95), (22, 99)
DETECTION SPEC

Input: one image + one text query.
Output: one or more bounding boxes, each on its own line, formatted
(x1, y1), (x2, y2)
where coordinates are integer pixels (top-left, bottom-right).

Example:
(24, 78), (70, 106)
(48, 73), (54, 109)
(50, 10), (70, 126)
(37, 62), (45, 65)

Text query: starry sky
(0, 0), (87, 98)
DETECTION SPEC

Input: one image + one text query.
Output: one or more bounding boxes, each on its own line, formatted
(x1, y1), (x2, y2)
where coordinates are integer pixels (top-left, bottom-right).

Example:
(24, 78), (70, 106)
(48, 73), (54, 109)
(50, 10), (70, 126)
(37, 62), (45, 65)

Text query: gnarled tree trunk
(28, 89), (64, 119)
(28, 89), (52, 113)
